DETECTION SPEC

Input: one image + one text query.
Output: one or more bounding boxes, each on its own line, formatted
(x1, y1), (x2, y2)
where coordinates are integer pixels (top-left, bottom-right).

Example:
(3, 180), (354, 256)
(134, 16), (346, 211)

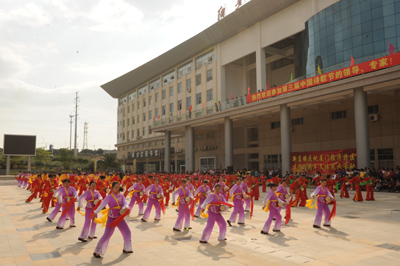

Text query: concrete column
(280, 104), (291, 174)
(6, 156), (11, 175)
(185, 126), (194, 172)
(27, 156), (32, 172)
(164, 131), (171, 172)
(216, 43), (226, 103)
(354, 88), (371, 168)
(224, 117), (233, 170)
(256, 48), (267, 91)
(255, 22), (266, 92)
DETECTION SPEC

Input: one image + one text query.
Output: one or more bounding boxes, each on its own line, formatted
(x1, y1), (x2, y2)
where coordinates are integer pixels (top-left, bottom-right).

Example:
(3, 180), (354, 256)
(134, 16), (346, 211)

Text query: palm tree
(100, 153), (119, 171)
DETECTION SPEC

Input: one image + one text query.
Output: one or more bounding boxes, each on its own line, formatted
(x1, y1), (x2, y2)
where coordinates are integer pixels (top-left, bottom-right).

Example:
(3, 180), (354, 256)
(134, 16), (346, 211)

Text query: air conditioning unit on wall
(369, 114), (379, 122)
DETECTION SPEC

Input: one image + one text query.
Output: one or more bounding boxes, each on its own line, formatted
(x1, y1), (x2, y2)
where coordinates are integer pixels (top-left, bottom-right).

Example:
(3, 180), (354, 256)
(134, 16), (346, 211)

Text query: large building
(102, 0), (400, 173)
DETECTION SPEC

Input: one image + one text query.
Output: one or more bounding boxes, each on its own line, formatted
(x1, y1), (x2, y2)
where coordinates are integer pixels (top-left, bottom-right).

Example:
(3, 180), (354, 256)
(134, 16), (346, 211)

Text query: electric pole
(74, 92), (79, 157)
(69, 114), (74, 150)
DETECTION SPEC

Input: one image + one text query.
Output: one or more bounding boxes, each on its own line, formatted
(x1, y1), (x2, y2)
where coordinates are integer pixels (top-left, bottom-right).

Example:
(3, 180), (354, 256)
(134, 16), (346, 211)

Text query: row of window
(268, 104), (380, 129)
(119, 58), (214, 107)
(196, 132), (215, 140)
(118, 138), (184, 151)
(120, 89), (214, 127)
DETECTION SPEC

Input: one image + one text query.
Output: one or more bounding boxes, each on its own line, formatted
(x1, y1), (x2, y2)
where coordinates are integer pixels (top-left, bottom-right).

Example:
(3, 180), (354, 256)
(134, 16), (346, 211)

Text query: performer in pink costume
(56, 179), (78, 229)
(227, 178), (247, 226)
(46, 186), (64, 222)
(310, 178), (335, 228)
(141, 178), (164, 222)
(194, 180), (210, 217)
(172, 179), (195, 232)
(275, 179), (291, 217)
(261, 183), (286, 235)
(216, 176), (229, 199)
(199, 184), (229, 244)
(128, 178), (145, 215)
(77, 181), (103, 242)
(93, 182), (132, 258)
(240, 177), (251, 212)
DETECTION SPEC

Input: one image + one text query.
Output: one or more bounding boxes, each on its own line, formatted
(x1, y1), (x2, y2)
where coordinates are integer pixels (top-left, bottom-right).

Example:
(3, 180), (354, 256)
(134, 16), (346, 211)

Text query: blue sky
(0, 0), (250, 150)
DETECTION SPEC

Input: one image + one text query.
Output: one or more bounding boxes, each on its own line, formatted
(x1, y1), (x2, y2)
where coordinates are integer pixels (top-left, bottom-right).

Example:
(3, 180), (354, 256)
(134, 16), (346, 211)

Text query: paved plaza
(1, 181), (400, 266)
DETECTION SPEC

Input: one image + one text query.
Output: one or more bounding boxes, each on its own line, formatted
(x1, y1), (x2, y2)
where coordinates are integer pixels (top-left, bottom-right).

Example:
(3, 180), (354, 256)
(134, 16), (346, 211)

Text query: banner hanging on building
(290, 149), (357, 175)
(247, 52), (400, 103)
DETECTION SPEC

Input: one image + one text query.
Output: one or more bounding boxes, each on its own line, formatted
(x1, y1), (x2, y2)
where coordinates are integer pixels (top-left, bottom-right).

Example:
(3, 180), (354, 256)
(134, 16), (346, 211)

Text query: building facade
(102, 0), (400, 173)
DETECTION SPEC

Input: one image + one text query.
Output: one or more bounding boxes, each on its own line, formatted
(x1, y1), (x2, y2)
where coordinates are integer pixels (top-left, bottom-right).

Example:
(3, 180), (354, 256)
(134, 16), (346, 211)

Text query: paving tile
(29, 252), (61, 261)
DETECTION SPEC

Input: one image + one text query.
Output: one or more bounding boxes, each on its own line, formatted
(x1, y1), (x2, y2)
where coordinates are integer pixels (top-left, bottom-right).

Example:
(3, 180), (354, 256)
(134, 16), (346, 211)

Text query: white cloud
(88, 0), (144, 32)
(0, 3), (51, 27)
(0, 46), (31, 79)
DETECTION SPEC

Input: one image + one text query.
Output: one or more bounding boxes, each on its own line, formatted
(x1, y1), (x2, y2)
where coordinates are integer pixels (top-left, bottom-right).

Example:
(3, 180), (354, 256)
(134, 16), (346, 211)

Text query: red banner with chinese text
(290, 149), (357, 175)
(247, 52), (400, 103)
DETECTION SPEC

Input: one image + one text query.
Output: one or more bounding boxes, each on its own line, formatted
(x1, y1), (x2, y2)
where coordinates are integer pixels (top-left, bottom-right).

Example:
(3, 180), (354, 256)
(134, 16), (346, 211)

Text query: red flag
(351, 55), (354, 66)
(158, 115), (160, 119)
(179, 109), (181, 115)
(389, 42), (394, 55)
(250, 198), (254, 219)
(267, 82), (269, 89)
(188, 105), (192, 111)
(247, 87), (250, 95)
(202, 102), (204, 108)
(153, 116), (155, 122)
(90, 199), (103, 219)
(159, 199), (166, 215)
(285, 198), (293, 225)
(107, 209), (130, 228)
(328, 200), (337, 221)
(230, 92), (233, 100)
(61, 198), (77, 217)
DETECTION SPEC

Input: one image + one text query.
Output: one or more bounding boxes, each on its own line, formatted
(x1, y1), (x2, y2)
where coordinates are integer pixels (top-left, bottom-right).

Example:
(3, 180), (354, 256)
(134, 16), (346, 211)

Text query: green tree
(99, 153), (119, 171)
(57, 149), (74, 170)
(34, 148), (52, 168)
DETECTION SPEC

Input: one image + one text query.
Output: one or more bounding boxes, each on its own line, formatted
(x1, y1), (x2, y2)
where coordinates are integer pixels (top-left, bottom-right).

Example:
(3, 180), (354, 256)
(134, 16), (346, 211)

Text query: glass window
(271, 121), (280, 129)
(169, 103), (174, 115)
(149, 126), (152, 135)
(149, 110), (152, 120)
(155, 93), (159, 102)
(149, 79), (160, 91)
(291, 117), (304, 126)
(149, 96), (152, 105)
(178, 82), (182, 93)
(177, 100), (182, 111)
(206, 69), (213, 82)
(155, 108), (159, 118)
(162, 106), (166, 116)
(377, 148), (394, 160)
(163, 71), (175, 85)
(143, 99), (146, 107)
(186, 96), (191, 108)
(162, 90), (166, 100)
(367, 105), (379, 114)
(363, 43), (374, 56)
(169, 86), (174, 97)
(143, 127), (146, 137)
(372, 18), (384, 31)
(177, 61), (193, 78)
(196, 93), (202, 105)
(195, 50), (214, 70)
(137, 115), (140, 124)
(196, 74), (201, 86)
(385, 26), (397, 39)
(186, 78), (191, 89)
(331, 110), (347, 120)
(207, 89), (213, 102)
(143, 113), (146, 122)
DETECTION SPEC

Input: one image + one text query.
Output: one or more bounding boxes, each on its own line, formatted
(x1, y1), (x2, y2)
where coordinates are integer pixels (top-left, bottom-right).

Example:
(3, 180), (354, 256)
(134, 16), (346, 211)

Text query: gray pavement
(1, 181), (400, 266)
